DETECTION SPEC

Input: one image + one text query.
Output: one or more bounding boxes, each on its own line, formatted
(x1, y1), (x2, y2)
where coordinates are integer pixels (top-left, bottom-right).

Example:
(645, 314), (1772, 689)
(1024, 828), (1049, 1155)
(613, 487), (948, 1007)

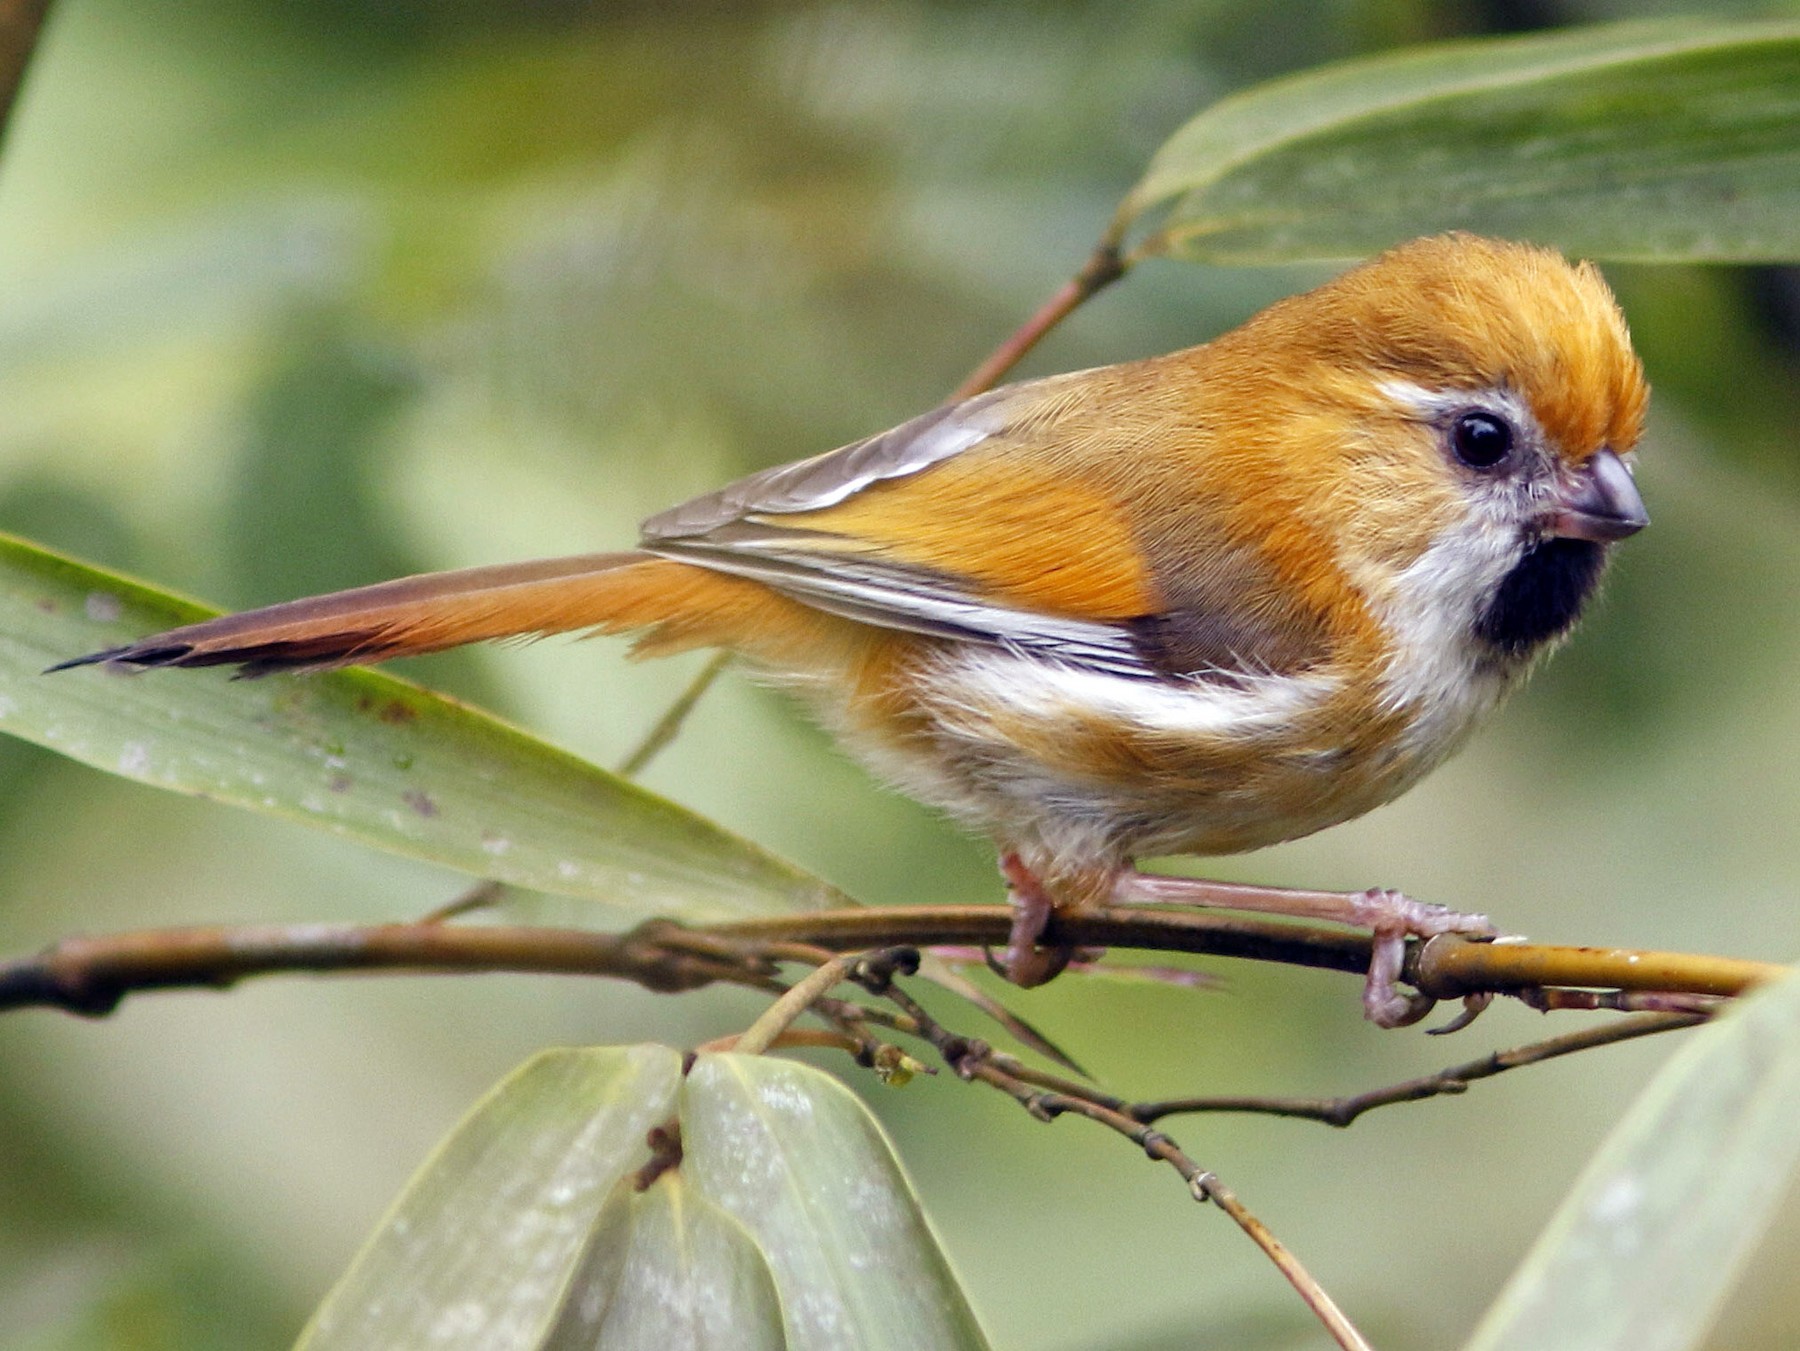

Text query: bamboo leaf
(297, 1048), (986, 1350)
(544, 1173), (785, 1351)
(681, 1054), (992, 1351)
(0, 534), (839, 920)
(1120, 21), (1800, 264)
(1464, 971), (1800, 1351)
(297, 1046), (686, 1350)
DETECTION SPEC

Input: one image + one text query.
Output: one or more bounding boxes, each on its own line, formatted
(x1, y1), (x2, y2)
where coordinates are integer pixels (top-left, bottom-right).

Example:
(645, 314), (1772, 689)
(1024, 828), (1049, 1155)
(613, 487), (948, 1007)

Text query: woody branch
(0, 904), (1776, 1019)
(0, 906), (1747, 1351)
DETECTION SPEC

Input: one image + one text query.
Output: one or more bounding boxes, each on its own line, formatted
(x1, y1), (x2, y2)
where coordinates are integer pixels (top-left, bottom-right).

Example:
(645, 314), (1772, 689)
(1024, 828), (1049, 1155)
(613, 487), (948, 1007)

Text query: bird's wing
(641, 383), (1038, 538)
(642, 373), (1330, 682)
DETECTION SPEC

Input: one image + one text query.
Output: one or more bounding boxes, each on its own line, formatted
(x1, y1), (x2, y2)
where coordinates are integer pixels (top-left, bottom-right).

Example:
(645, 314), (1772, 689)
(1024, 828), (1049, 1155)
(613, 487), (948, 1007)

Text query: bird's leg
(994, 851), (1077, 987)
(1112, 870), (1498, 1029)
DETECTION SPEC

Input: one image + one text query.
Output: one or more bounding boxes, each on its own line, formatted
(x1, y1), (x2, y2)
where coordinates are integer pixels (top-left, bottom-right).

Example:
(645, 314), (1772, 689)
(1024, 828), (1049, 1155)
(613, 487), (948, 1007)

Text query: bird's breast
(805, 508), (1539, 864)
(829, 641), (1451, 862)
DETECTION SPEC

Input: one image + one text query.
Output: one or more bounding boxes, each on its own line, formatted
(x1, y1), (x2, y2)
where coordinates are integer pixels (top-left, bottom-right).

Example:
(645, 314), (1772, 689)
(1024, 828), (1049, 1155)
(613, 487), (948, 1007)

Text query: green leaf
(297, 1049), (987, 1350)
(0, 533), (839, 919)
(681, 1054), (992, 1351)
(543, 1173), (785, 1351)
(1120, 20), (1800, 265)
(296, 1045), (686, 1351)
(1463, 970), (1800, 1351)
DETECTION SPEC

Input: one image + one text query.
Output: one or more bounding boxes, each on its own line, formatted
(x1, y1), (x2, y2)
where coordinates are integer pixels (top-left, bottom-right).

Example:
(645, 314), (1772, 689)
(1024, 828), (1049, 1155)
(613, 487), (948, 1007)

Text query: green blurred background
(0, 1), (1797, 1347)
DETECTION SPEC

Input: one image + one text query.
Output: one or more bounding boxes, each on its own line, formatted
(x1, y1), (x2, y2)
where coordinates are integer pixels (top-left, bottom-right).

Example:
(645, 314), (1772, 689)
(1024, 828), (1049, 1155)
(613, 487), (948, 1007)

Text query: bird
(52, 233), (1650, 1027)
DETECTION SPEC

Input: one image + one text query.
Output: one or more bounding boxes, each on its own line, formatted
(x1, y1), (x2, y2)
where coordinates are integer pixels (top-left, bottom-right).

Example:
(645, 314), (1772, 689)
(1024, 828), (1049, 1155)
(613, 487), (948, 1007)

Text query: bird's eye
(1449, 411), (1515, 469)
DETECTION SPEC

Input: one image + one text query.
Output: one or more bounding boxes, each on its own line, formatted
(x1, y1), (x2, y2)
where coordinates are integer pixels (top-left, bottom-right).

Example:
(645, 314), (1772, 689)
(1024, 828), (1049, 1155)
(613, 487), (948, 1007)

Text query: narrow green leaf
(1120, 21), (1800, 264)
(0, 533), (840, 919)
(544, 1173), (785, 1351)
(299, 1048), (987, 1349)
(297, 1045), (685, 1351)
(682, 1054), (992, 1351)
(1464, 970), (1800, 1351)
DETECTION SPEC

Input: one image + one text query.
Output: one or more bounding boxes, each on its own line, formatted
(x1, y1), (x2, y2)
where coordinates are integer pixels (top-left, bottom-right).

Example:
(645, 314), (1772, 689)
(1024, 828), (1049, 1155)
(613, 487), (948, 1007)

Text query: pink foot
(1350, 889), (1496, 1028)
(1115, 872), (1498, 1030)
(992, 852), (1076, 987)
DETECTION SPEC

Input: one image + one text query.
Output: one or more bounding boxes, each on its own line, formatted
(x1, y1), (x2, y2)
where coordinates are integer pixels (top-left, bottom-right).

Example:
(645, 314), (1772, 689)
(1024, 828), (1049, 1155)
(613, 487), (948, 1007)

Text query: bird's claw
(1427, 992), (1494, 1035)
(991, 853), (1075, 987)
(1357, 890), (1497, 1031)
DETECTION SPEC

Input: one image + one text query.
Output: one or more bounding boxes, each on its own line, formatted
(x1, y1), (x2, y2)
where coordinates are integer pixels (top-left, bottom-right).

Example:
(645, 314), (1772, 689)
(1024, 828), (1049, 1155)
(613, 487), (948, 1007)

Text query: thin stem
(615, 651), (732, 778)
(0, 0), (51, 154)
(416, 878), (505, 924)
(949, 242), (1129, 400)
(1131, 1011), (1706, 1127)
(846, 948), (1371, 1351)
(0, 912), (1727, 1348)
(1194, 1172), (1372, 1351)
(726, 911), (1788, 1002)
(732, 954), (852, 1055)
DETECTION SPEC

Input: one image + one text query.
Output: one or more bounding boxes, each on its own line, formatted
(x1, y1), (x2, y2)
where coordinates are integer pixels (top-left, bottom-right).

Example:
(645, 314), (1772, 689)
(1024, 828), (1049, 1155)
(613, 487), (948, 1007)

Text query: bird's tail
(49, 551), (835, 677)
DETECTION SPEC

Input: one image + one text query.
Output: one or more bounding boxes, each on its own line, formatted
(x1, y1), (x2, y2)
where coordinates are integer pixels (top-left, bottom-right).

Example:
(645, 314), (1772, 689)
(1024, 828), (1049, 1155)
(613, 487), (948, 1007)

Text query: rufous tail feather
(49, 552), (838, 677)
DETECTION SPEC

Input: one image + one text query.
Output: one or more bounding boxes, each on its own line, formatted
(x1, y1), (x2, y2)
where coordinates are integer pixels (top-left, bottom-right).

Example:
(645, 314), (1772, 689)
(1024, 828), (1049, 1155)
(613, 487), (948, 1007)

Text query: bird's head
(1211, 233), (1650, 672)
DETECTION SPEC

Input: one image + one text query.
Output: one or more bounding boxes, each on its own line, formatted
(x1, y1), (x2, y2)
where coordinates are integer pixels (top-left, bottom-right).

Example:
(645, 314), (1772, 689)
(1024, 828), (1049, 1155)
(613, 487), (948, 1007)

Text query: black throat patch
(1474, 537), (1608, 659)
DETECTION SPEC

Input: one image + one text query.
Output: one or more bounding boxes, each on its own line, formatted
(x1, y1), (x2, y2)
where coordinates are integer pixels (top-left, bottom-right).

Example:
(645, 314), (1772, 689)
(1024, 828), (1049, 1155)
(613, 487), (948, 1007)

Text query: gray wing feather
(640, 384), (1035, 540)
(647, 534), (1151, 677)
(638, 372), (1160, 679)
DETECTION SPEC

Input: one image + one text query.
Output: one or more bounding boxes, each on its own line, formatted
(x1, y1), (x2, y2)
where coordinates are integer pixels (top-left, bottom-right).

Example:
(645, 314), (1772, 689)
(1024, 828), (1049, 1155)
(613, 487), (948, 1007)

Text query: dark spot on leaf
(402, 789), (438, 818)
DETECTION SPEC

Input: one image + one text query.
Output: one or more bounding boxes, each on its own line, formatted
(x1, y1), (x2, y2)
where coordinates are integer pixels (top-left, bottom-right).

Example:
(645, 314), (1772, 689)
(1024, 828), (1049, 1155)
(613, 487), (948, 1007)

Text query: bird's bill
(1546, 448), (1648, 542)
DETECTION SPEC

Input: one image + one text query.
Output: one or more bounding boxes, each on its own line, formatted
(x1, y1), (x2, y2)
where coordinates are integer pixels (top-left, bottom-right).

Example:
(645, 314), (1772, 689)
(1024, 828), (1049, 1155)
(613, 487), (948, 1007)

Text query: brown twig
(0, 918), (782, 1016)
(416, 878), (506, 924)
(846, 946), (1370, 1351)
(0, 0), (51, 154)
(1130, 1010), (1708, 1127)
(1, 909), (1783, 1019)
(2, 910), (1738, 1348)
(811, 992), (918, 1039)
(1194, 1173), (1372, 1351)
(728, 904), (1380, 976)
(948, 242), (1130, 400)
(690, 946), (940, 1086)
(727, 909), (1787, 1003)
(916, 951), (1091, 1075)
